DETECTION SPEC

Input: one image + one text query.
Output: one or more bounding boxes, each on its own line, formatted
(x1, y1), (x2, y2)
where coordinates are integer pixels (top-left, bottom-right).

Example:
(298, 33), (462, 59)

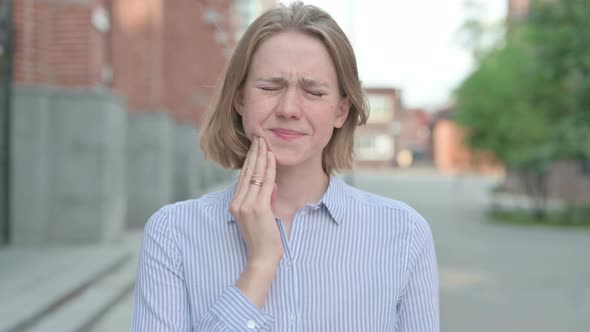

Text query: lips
(270, 128), (305, 141)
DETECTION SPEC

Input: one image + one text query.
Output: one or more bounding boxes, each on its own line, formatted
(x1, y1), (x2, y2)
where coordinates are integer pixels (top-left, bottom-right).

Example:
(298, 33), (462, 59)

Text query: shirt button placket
(246, 320), (256, 329)
(286, 215), (302, 332)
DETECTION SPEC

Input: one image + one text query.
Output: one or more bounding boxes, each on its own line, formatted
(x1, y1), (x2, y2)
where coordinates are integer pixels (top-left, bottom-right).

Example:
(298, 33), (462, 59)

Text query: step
(0, 232), (141, 332)
(24, 254), (138, 332)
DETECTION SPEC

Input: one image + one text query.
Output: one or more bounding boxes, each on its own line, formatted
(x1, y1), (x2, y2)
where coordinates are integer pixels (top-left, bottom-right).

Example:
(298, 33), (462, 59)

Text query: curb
(25, 256), (137, 332)
(1, 249), (131, 332)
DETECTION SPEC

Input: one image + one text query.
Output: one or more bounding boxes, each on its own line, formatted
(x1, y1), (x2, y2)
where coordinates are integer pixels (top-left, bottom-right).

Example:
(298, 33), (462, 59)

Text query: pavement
(354, 171), (590, 332)
(2, 170), (589, 332)
(0, 231), (141, 332)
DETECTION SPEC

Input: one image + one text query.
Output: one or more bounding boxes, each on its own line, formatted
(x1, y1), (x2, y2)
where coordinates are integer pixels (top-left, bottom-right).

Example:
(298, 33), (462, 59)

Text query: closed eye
(258, 86), (280, 92)
(307, 90), (325, 97)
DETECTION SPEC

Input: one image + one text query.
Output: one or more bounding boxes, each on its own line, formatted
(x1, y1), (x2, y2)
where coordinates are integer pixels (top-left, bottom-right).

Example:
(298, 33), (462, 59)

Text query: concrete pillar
(126, 111), (174, 228)
(174, 123), (204, 201)
(11, 86), (126, 245)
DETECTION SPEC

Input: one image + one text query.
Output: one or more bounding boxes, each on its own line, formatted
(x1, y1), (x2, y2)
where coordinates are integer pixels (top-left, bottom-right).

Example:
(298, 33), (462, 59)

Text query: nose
(275, 86), (302, 119)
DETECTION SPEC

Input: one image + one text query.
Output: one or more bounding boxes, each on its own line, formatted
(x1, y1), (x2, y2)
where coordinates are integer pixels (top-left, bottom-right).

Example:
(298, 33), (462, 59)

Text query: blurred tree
(456, 0), (505, 63)
(454, 0), (590, 219)
(527, 1), (590, 159)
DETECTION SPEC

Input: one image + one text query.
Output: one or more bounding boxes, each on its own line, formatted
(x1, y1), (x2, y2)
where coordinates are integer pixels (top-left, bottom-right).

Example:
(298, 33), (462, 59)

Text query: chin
(274, 155), (297, 167)
(273, 152), (305, 168)
(274, 153), (324, 171)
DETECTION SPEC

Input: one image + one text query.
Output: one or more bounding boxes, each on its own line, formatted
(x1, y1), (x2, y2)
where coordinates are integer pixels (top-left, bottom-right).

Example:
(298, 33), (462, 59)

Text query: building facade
(3, 0), (243, 246)
(431, 107), (504, 175)
(354, 87), (401, 169)
(396, 108), (432, 168)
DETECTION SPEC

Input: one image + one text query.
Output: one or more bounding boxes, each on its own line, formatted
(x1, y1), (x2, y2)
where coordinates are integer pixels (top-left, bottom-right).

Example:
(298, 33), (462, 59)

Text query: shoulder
(340, 180), (426, 222)
(333, 178), (432, 238)
(144, 183), (236, 232)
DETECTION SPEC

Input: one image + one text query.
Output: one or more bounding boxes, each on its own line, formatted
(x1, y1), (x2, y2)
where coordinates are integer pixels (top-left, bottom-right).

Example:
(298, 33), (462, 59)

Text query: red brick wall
(433, 119), (503, 175)
(161, 0), (233, 124)
(433, 120), (468, 174)
(12, 0), (235, 124)
(111, 0), (233, 122)
(12, 0), (108, 87)
(111, 0), (164, 111)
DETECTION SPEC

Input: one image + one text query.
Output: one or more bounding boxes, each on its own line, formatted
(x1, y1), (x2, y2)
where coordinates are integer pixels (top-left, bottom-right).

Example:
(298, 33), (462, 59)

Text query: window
(367, 95), (393, 123)
(355, 135), (394, 160)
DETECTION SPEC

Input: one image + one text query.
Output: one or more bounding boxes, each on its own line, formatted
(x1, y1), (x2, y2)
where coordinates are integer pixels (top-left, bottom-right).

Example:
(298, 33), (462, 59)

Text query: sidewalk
(0, 231), (142, 332)
(0, 181), (236, 332)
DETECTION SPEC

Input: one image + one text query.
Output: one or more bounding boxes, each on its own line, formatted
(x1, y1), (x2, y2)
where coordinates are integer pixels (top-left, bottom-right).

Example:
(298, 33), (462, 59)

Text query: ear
(334, 96), (351, 128)
(233, 89), (244, 116)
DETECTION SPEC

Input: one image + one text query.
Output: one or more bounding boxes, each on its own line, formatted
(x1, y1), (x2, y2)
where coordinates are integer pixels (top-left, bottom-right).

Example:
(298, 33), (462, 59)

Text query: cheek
(240, 115), (258, 140)
(312, 112), (337, 140)
(241, 98), (274, 137)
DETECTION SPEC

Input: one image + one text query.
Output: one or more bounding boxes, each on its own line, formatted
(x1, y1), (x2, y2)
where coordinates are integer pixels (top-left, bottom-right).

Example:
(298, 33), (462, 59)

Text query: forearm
(236, 260), (280, 308)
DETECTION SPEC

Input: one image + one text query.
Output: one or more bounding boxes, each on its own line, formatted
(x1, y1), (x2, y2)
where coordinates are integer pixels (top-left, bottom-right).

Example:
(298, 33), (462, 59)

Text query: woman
(132, 2), (439, 331)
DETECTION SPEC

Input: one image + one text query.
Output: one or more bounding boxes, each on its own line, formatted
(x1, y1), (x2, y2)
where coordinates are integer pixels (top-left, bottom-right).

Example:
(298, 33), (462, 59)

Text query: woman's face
(236, 31), (350, 169)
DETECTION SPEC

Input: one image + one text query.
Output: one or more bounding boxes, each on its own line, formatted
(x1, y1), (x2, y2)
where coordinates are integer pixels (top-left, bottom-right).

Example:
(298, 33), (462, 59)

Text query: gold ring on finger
(249, 179), (263, 186)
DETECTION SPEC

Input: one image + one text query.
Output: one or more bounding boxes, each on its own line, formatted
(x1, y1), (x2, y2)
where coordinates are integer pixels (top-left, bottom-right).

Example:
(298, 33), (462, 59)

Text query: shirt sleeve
(131, 206), (274, 332)
(395, 214), (440, 332)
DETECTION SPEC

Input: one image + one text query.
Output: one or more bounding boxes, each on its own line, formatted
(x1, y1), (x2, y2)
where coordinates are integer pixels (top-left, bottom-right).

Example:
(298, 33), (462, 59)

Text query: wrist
(247, 257), (281, 273)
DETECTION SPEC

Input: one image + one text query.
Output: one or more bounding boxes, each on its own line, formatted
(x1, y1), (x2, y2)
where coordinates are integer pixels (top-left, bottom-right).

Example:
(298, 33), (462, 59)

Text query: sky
(281, 0), (507, 110)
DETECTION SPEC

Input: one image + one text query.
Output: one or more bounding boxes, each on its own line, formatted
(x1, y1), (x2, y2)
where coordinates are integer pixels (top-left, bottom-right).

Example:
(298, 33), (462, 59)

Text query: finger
(235, 137), (255, 192)
(259, 151), (276, 205)
(244, 137), (267, 201)
(234, 137), (259, 203)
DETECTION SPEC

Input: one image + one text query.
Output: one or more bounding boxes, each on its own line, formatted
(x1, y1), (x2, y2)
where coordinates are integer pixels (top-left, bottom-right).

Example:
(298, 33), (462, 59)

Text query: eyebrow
(255, 76), (330, 89)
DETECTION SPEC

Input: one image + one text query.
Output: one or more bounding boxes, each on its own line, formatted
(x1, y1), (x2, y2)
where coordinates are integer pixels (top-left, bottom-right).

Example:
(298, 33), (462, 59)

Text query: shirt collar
(224, 175), (348, 225)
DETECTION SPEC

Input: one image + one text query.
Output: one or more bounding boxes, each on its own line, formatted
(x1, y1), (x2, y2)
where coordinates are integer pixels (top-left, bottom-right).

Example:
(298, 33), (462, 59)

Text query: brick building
(354, 87), (402, 169)
(431, 107), (504, 175)
(0, 0), (263, 246)
(396, 108), (432, 167)
(12, 0), (235, 123)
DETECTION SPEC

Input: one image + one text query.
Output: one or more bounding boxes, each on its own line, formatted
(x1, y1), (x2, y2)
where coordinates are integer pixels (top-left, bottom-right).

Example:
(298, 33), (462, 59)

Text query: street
(91, 171), (590, 331)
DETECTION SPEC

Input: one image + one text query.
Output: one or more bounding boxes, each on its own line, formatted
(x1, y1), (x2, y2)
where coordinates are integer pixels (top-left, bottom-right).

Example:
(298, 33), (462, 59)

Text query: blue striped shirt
(131, 176), (439, 331)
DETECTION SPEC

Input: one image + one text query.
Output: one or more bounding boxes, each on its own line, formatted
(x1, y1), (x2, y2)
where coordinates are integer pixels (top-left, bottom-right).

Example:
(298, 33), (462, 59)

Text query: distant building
(2, 0), (240, 246)
(11, 0), (237, 125)
(396, 108), (432, 167)
(354, 87), (402, 169)
(431, 107), (504, 175)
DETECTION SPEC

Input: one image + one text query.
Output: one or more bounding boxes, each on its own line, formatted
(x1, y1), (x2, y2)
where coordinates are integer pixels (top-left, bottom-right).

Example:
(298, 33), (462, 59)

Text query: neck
(273, 162), (329, 219)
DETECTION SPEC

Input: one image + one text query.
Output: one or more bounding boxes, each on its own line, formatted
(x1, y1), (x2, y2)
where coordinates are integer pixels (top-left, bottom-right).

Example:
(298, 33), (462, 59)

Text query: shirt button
(246, 320), (256, 329)
(285, 260), (292, 268)
(288, 313), (296, 322)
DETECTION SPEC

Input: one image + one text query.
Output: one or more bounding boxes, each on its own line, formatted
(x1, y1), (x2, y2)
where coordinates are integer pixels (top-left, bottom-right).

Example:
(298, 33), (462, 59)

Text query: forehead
(247, 31), (338, 83)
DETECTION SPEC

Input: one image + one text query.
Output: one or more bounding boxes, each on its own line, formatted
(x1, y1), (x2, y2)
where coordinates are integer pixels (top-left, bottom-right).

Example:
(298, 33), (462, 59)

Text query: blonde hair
(200, 1), (368, 175)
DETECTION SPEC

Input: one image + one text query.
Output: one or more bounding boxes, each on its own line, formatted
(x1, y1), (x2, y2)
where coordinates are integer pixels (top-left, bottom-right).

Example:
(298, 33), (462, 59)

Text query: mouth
(270, 128), (305, 141)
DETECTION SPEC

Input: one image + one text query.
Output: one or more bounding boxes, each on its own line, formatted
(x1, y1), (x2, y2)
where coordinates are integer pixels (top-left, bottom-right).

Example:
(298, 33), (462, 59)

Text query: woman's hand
(231, 137), (282, 308)
(230, 136), (283, 268)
